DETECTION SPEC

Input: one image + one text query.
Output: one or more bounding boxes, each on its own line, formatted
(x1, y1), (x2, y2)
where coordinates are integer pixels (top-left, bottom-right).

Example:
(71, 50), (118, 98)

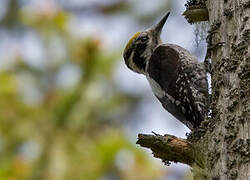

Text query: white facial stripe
(128, 51), (145, 74)
(125, 30), (160, 75)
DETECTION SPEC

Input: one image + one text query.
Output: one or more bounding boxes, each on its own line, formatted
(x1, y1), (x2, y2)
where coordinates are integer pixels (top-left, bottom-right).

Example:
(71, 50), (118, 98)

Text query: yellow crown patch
(125, 32), (141, 51)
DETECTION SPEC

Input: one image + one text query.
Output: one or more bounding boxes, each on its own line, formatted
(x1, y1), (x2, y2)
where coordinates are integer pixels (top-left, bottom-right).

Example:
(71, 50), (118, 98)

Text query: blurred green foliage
(0, 0), (169, 180)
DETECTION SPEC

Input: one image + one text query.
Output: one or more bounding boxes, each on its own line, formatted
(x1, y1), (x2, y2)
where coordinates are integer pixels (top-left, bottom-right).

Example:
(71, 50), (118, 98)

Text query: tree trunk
(205, 0), (250, 179)
(137, 0), (250, 179)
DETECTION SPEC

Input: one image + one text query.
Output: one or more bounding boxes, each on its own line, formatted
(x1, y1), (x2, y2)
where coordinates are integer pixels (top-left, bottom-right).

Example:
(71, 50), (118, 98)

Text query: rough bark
(183, 0), (209, 23)
(137, 0), (250, 179)
(205, 0), (250, 179)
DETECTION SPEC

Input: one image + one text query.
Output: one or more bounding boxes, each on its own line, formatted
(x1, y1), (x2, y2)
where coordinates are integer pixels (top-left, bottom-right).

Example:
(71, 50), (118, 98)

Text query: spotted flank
(147, 44), (209, 130)
(125, 32), (141, 51)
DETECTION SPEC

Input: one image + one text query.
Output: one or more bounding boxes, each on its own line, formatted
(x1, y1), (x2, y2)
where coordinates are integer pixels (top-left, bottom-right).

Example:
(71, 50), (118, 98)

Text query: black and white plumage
(123, 12), (208, 129)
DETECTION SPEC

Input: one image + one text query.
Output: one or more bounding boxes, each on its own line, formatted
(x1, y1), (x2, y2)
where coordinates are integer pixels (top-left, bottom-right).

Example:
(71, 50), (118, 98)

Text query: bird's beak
(151, 12), (170, 36)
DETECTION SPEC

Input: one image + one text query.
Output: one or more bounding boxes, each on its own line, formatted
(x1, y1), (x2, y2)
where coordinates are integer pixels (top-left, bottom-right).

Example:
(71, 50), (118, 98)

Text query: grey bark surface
(205, 0), (250, 179)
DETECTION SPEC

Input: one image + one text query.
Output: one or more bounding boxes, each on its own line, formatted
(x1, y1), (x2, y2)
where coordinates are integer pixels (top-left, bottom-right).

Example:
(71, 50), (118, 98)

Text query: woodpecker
(123, 12), (208, 130)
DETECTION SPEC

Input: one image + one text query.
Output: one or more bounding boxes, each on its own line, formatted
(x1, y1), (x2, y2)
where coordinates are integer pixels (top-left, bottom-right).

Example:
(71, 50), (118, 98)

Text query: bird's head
(123, 12), (170, 74)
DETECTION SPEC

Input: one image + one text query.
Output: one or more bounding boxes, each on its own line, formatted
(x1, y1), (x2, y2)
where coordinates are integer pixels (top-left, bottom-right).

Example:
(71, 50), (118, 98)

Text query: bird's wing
(147, 44), (208, 129)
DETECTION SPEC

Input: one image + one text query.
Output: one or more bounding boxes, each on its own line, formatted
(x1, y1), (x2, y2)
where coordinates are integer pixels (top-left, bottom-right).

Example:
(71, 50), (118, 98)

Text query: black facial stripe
(124, 47), (132, 63)
(133, 43), (147, 71)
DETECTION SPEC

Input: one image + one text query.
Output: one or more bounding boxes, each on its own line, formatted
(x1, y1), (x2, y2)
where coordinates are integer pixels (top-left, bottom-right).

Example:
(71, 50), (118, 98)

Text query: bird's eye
(139, 36), (149, 42)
